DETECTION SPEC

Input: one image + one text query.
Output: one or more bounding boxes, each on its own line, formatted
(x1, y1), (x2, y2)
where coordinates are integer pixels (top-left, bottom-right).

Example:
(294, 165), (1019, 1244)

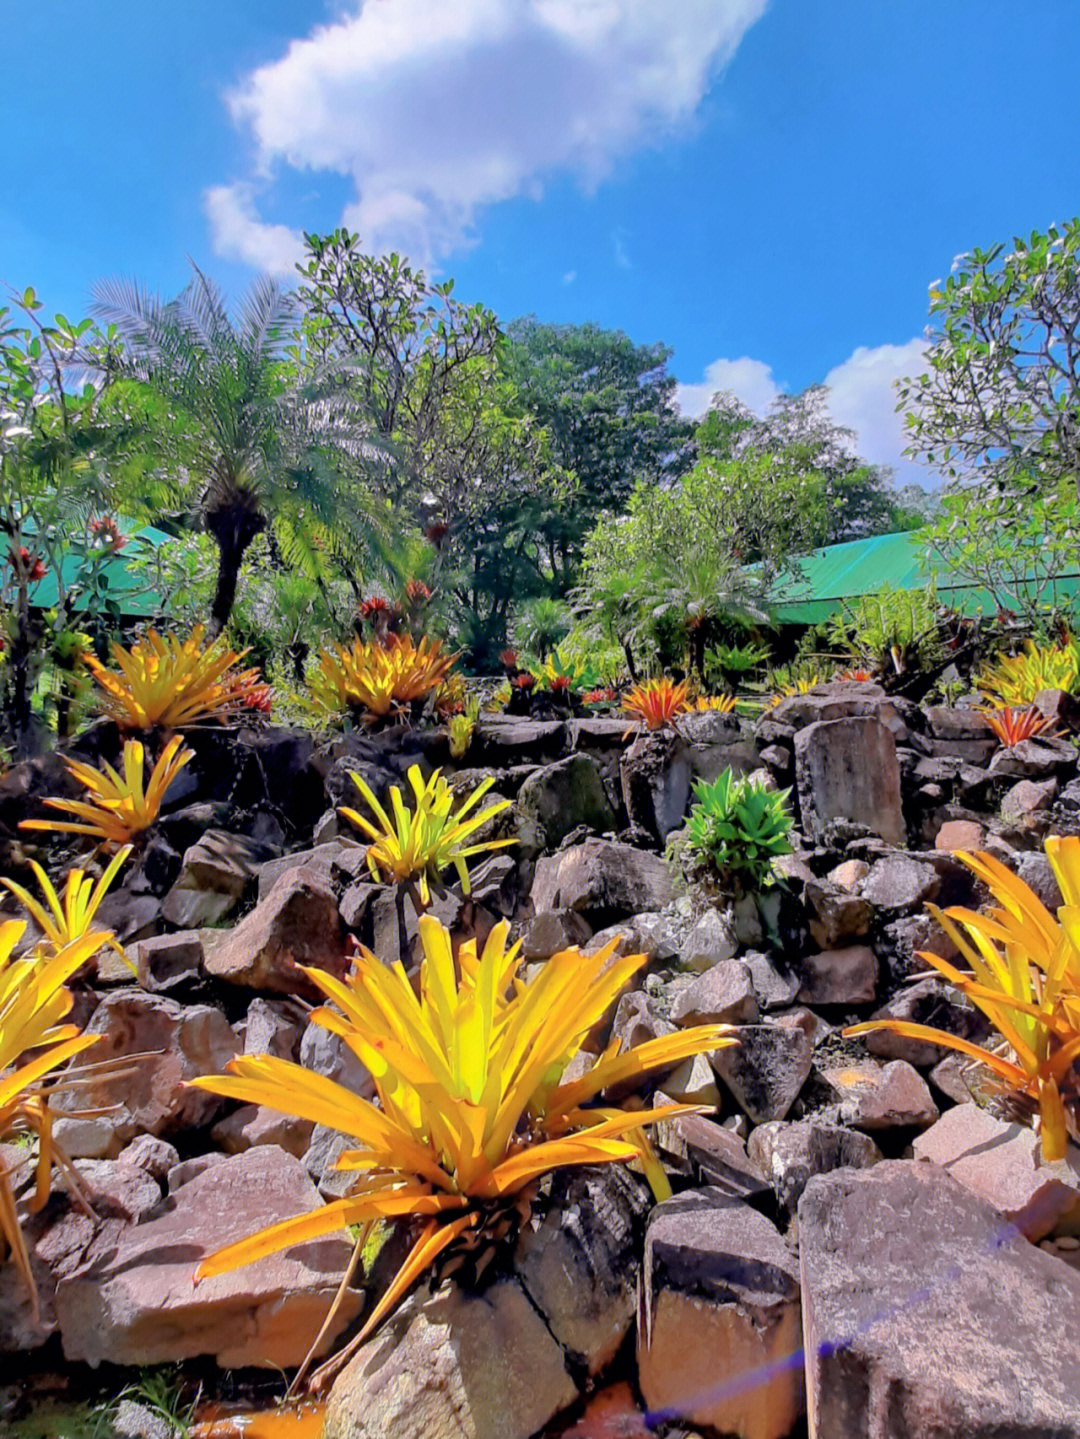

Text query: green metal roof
(768, 530), (1080, 624)
(22, 520), (171, 618)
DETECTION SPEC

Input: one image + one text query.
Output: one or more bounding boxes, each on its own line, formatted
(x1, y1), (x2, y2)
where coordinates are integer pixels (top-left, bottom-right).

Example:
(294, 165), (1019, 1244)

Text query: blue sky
(3, 0), (1078, 486)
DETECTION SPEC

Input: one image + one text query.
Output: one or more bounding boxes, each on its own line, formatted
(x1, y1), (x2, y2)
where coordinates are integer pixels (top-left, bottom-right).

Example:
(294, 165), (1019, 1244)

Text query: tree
(93, 266), (383, 636)
(502, 318), (694, 591)
(296, 230), (502, 509)
(898, 221), (1080, 496)
(699, 385), (920, 545)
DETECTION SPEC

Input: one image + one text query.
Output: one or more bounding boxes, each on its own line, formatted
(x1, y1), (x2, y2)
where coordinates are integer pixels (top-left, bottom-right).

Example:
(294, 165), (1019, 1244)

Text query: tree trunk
(205, 496), (267, 638)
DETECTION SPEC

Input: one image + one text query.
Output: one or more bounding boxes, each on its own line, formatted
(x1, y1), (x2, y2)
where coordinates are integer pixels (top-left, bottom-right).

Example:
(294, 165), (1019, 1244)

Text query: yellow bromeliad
(20, 735), (193, 846)
(975, 638), (1079, 709)
(309, 636), (455, 723)
(87, 625), (263, 730)
(847, 835), (1080, 1160)
(694, 694), (738, 713)
(0, 921), (104, 1317)
(340, 765), (513, 906)
(189, 916), (737, 1351)
(1, 846), (131, 961)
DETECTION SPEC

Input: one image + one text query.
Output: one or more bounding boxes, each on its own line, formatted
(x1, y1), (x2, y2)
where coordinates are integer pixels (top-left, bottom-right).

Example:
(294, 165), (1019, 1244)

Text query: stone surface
(989, 735), (1077, 778)
(794, 717), (905, 846)
(861, 855), (940, 912)
(710, 1024), (813, 1123)
(913, 1103), (1080, 1241)
(796, 945), (878, 1006)
(638, 1189), (803, 1439)
(655, 1114), (771, 1203)
(242, 997), (305, 1060)
(516, 753), (616, 850)
(671, 960), (759, 1026)
(799, 1160), (1080, 1438)
(70, 1159), (162, 1223)
(863, 976), (986, 1068)
(204, 867), (345, 993)
(324, 1277), (578, 1439)
(826, 858), (869, 891)
(743, 951), (801, 1011)
(530, 839), (674, 924)
(118, 1135), (179, 1183)
(520, 908), (593, 960)
(212, 1103), (315, 1159)
(747, 1117), (882, 1214)
(804, 879), (872, 948)
(934, 817), (985, 851)
(821, 1059), (939, 1132)
(50, 989), (238, 1144)
(515, 1167), (648, 1376)
(1001, 775), (1059, 820)
(56, 1146), (362, 1369)
(132, 931), (204, 993)
(676, 907), (738, 972)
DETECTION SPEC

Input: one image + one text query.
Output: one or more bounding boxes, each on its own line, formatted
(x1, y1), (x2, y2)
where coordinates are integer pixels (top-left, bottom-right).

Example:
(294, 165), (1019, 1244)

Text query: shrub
(0, 921), (105, 1318)
(846, 837), (1080, 1161)
(827, 583), (944, 678)
(87, 625), (264, 730)
(1, 847), (130, 961)
(621, 677), (691, 731)
(20, 735), (193, 846)
(684, 769), (794, 891)
(188, 915), (736, 1366)
(340, 764), (513, 906)
(976, 638), (1079, 708)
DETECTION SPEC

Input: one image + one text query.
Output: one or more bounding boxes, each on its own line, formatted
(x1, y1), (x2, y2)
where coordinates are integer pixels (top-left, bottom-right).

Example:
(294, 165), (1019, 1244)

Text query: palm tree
(93, 266), (386, 636)
(645, 556), (772, 679)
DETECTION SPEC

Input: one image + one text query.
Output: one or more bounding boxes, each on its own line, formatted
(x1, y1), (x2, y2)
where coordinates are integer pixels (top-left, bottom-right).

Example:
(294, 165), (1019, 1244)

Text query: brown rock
(324, 1277), (577, 1439)
(530, 839), (674, 924)
(638, 1189), (803, 1439)
(49, 989), (238, 1144)
(934, 818), (985, 851)
(794, 717), (905, 846)
(55, 1146), (362, 1369)
(710, 1024), (813, 1123)
(796, 945), (878, 1006)
(913, 1103), (1080, 1241)
(826, 858), (869, 891)
(204, 867), (345, 994)
(820, 1059), (939, 1132)
(521, 908), (594, 960)
(671, 960), (759, 1026)
(799, 1160), (1080, 1438)
(212, 1103), (315, 1159)
(748, 1117), (881, 1214)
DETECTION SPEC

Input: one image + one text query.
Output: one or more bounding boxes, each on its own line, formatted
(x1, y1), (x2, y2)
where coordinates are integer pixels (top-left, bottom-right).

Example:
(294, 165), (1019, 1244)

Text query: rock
(49, 990), (238, 1144)
(166, 1153), (228, 1192)
(860, 855), (940, 912)
(55, 1147), (363, 1369)
(91, 891), (161, 946)
(620, 731), (693, 842)
(324, 1277), (578, 1439)
(516, 753), (616, 850)
(256, 840), (368, 900)
(339, 879), (379, 931)
(731, 892), (765, 946)
(795, 717), (905, 846)
(820, 1059), (939, 1132)
(300, 1023), (371, 1094)
(212, 1103), (314, 1159)
(161, 886), (237, 930)
(804, 879), (872, 947)
(204, 867), (345, 994)
(747, 1118), (882, 1214)
(1035, 686), (1080, 730)
(515, 1167), (648, 1376)
(638, 1189), (803, 1439)
(935, 818), (985, 851)
(743, 950), (801, 1011)
(175, 828), (266, 896)
(242, 997), (304, 1060)
(70, 1160), (161, 1224)
(661, 1052), (724, 1107)
(825, 858), (868, 891)
(521, 908), (593, 960)
(112, 1399), (175, 1439)
(990, 735), (1077, 778)
(1001, 775), (1059, 820)
(913, 1103), (1080, 1241)
(655, 1114), (771, 1203)
(132, 931), (204, 993)
(671, 960), (758, 1026)
(303, 1125), (354, 1199)
(676, 906), (739, 972)
(799, 1160), (1080, 1438)
(118, 1135), (179, 1183)
(49, 1116), (122, 1161)
(863, 976), (986, 1067)
(710, 1024), (813, 1123)
(796, 945), (878, 1006)
(530, 840), (674, 925)
(1016, 848), (1064, 909)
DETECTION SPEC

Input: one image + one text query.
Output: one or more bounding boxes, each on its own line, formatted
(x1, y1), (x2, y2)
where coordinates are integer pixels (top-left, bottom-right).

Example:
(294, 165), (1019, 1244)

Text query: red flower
(359, 595), (391, 618)
(498, 649), (518, 669)
(11, 547), (48, 582)
(511, 673), (536, 690)
(237, 679), (274, 713)
(89, 515), (126, 552)
(549, 674), (572, 693)
(405, 579), (432, 604)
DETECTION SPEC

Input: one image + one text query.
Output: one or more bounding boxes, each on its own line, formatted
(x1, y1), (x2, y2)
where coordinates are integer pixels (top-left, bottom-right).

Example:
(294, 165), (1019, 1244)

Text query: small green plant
(704, 640), (770, 689)
(827, 583), (944, 678)
(683, 769), (794, 892)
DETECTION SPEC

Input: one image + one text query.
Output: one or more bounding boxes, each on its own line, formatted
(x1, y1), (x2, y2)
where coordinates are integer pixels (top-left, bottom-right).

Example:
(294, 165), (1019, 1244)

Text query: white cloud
(677, 339), (939, 488)
(562, 270), (577, 285)
(204, 183), (304, 275)
(675, 355), (781, 420)
(823, 338), (935, 486)
(208, 0), (769, 266)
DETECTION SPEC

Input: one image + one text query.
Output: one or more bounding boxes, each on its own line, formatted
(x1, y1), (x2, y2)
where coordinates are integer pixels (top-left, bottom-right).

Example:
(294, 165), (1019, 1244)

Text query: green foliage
(899, 220), (1080, 495)
(922, 478), (1080, 631)
(514, 596), (572, 659)
(683, 769), (794, 891)
(827, 583), (945, 677)
(704, 640), (771, 689)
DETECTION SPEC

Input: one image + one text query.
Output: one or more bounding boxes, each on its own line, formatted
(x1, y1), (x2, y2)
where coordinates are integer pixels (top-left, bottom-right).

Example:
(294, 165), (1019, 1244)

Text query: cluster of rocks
(1, 683), (1079, 1437)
